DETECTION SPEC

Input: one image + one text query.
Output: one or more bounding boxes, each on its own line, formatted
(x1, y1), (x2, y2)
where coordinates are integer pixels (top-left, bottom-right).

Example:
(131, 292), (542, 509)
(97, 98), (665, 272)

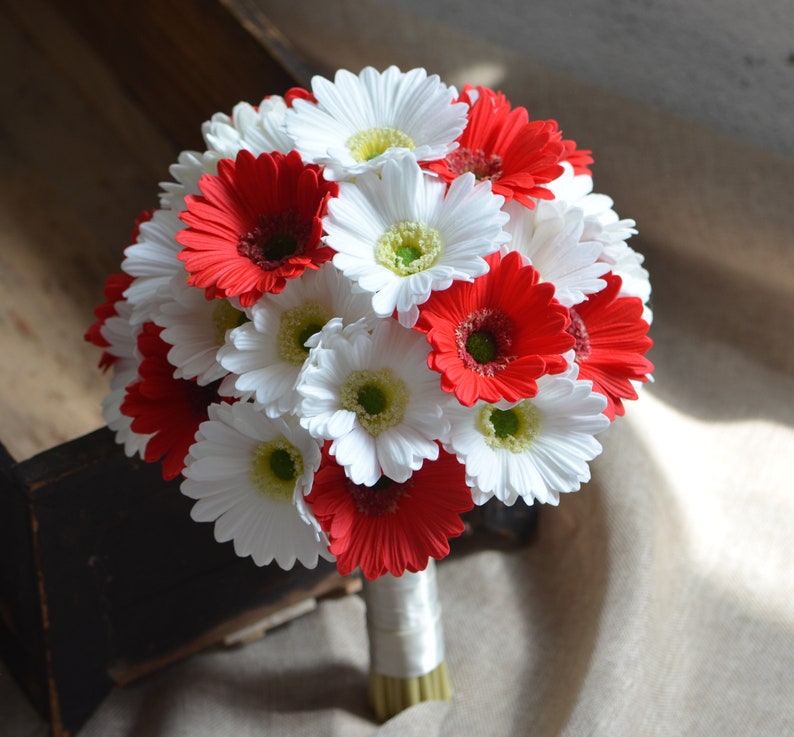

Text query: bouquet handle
(362, 560), (451, 720)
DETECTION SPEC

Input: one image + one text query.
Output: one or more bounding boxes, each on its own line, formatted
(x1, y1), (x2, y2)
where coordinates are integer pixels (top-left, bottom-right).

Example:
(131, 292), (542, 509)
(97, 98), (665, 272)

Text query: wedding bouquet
(86, 65), (653, 718)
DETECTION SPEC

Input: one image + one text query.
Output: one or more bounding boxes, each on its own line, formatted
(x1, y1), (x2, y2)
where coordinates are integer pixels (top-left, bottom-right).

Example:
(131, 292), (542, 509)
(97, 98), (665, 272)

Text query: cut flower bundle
(87, 66), (653, 718)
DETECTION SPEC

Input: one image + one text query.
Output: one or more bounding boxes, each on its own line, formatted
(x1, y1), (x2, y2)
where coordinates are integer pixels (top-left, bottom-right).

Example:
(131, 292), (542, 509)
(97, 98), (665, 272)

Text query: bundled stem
(361, 560), (451, 721)
(368, 661), (451, 721)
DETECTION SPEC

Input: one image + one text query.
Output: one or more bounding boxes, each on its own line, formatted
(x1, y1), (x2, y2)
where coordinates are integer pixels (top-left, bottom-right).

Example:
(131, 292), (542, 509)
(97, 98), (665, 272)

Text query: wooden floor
(0, 0), (176, 461)
(0, 0), (299, 462)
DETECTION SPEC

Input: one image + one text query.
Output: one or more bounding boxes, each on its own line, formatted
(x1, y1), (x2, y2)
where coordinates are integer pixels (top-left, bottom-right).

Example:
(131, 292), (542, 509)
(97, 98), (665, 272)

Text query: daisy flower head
(306, 448), (472, 580)
(444, 359), (610, 507)
(96, 292), (152, 459)
(85, 211), (153, 367)
(560, 138), (594, 177)
(202, 96), (294, 159)
(297, 317), (449, 487)
(544, 163), (639, 252)
(177, 149), (339, 307)
(154, 275), (246, 388)
(566, 272), (654, 420)
(502, 199), (610, 307)
(284, 87), (316, 106)
(182, 402), (330, 569)
(425, 85), (567, 208)
(120, 322), (234, 480)
(84, 271), (135, 372)
(217, 263), (374, 417)
(122, 207), (193, 325)
(285, 66), (468, 181)
(415, 250), (574, 407)
(543, 162), (651, 313)
(325, 155), (508, 327)
(158, 148), (222, 211)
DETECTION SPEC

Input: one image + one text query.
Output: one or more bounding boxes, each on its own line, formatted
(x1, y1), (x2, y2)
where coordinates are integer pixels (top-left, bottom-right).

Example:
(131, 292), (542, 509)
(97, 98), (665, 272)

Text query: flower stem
(368, 661), (451, 721)
(361, 560), (451, 720)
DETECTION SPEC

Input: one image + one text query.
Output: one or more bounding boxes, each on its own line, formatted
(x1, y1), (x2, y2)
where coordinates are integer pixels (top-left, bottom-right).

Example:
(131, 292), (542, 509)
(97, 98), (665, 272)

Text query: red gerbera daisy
(306, 448), (473, 580)
(284, 87), (317, 106)
(415, 250), (574, 407)
(568, 273), (654, 420)
(120, 322), (232, 480)
(84, 271), (134, 371)
(426, 86), (566, 208)
(560, 138), (594, 177)
(85, 209), (154, 369)
(176, 149), (339, 307)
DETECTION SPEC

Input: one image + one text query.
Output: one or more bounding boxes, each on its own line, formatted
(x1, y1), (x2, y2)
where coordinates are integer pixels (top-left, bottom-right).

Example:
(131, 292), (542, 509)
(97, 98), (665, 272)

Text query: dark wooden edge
(55, 0), (303, 151)
(2, 427), (356, 737)
(0, 443), (50, 721)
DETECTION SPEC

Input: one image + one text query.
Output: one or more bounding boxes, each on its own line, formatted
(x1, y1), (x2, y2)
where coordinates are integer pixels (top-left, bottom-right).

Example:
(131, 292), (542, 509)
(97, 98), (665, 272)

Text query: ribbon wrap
(361, 559), (445, 679)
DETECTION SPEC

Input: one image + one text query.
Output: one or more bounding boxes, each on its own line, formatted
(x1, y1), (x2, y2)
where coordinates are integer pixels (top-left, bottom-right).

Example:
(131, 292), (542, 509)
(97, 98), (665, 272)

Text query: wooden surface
(0, 0), (171, 462)
(0, 0), (299, 463)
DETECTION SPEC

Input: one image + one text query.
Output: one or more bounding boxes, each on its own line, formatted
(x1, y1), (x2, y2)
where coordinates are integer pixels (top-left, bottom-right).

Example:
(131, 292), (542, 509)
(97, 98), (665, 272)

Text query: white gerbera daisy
(99, 303), (151, 458)
(544, 162), (651, 309)
(181, 402), (330, 569)
(325, 156), (508, 327)
(121, 208), (189, 325)
(202, 96), (294, 159)
(503, 199), (610, 307)
(285, 66), (468, 181)
(297, 317), (449, 487)
(154, 275), (246, 389)
(443, 359), (610, 506)
(605, 240), (653, 318)
(545, 163), (633, 236)
(158, 149), (221, 211)
(217, 264), (374, 417)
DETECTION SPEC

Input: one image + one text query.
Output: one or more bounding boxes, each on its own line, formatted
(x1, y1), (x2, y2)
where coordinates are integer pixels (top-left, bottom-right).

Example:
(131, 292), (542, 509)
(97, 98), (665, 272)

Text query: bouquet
(86, 66), (653, 719)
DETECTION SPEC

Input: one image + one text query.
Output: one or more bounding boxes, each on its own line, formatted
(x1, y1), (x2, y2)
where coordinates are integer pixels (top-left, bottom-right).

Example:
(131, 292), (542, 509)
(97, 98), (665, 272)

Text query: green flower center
(250, 438), (304, 501)
(346, 127), (415, 162)
(477, 401), (542, 452)
(465, 330), (498, 364)
(212, 300), (248, 344)
(277, 301), (333, 365)
(456, 308), (514, 376)
(339, 368), (408, 436)
(375, 221), (442, 276)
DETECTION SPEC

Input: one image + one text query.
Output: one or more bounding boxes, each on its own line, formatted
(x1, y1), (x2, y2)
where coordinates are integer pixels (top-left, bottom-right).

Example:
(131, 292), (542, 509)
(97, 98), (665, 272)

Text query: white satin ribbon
(362, 559), (445, 679)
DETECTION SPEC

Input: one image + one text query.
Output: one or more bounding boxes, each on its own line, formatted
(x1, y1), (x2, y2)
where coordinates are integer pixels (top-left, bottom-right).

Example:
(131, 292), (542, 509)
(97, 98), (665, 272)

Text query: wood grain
(0, 0), (175, 462)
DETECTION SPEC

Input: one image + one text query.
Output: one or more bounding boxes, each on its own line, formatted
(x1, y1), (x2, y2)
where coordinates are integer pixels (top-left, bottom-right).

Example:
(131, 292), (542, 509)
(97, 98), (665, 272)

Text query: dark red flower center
(238, 210), (311, 270)
(456, 308), (514, 375)
(446, 148), (503, 181)
(567, 307), (592, 361)
(348, 476), (410, 518)
(182, 378), (223, 421)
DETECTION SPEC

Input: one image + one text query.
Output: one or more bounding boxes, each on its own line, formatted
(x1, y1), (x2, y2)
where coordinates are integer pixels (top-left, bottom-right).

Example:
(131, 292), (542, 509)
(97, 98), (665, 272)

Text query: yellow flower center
(277, 301), (333, 365)
(375, 221), (442, 276)
(212, 300), (247, 344)
(346, 127), (415, 162)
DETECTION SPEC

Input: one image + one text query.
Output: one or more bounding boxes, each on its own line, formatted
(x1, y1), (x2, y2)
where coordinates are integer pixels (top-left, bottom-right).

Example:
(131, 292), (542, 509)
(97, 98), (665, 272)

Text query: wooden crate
(0, 426), (533, 737)
(0, 429), (351, 737)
